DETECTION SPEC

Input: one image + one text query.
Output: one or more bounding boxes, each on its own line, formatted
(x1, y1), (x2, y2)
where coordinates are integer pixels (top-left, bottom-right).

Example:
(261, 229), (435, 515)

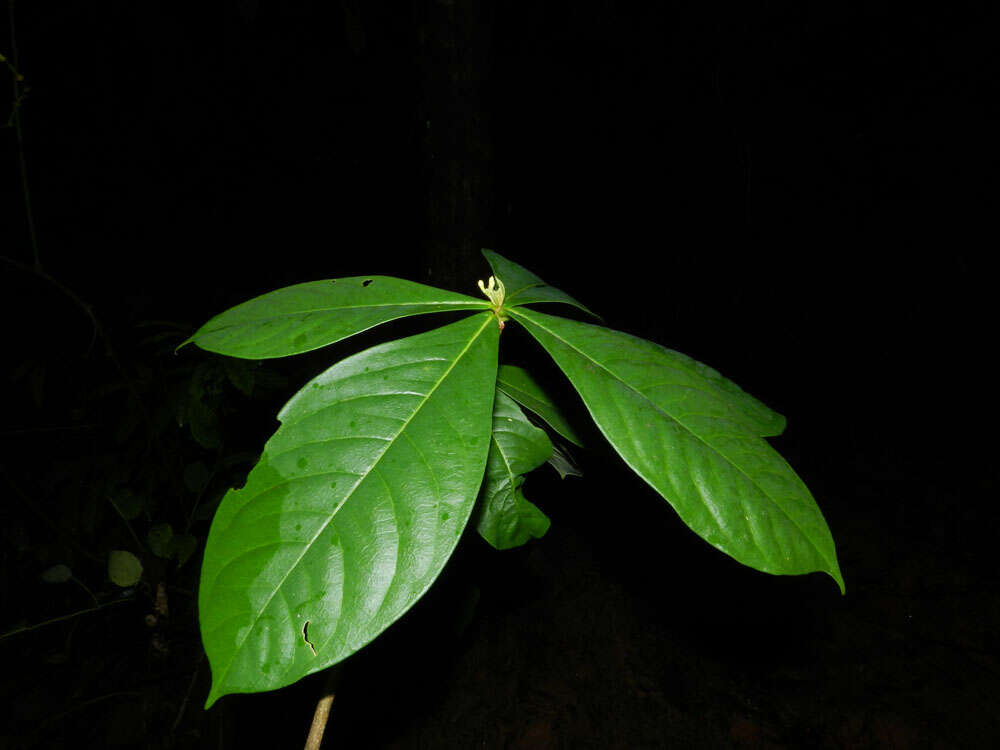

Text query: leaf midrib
(204, 299), (490, 334)
(209, 313), (493, 697)
(510, 309), (835, 572)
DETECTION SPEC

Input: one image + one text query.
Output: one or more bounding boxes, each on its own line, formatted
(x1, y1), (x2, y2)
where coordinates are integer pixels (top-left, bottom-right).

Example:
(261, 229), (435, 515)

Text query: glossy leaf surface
(481, 249), (599, 319)
(199, 314), (499, 706)
(496, 364), (585, 447)
(511, 307), (843, 591)
(475, 391), (553, 550)
(181, 277), (489, 359)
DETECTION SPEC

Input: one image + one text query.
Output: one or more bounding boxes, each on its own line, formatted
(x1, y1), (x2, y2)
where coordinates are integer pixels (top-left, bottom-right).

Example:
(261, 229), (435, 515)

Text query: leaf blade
(496, 364), (585, 447)
(475, 391), (553, 550)
(181, 277), (490, 359)
(510, 308), (843, 592)
(199, 313), (499, 705)
(481, 249), (600, 320)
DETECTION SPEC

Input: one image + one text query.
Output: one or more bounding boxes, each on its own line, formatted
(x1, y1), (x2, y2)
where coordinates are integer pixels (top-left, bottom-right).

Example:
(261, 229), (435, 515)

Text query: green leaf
(185, 364), (222, 449)
(108, 550), (143, 587)
(41, 564), (73, 583)
(510, 307), (843, 592)
(148, 523), (175, 558)
(496, 364), (585, 447)
(481, 249), (600, 320)
(181, 277), (490, 360)
(475, 391), (553, 550)
(223, 357), (256, 396)
(198, 313), (499, 706)
(110, 490), (144, 521)
(173, 533), (199, 567)
(183, 461), (211, 494)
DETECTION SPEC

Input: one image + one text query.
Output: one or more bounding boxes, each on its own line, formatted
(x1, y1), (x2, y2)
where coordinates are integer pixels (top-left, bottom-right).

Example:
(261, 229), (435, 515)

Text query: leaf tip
(204, 681), (225, 710)
(824, 558), (846, 595)
(174, 335), (195, 355)
(832, 569), (846, 596)
(771, 413), (788, 437)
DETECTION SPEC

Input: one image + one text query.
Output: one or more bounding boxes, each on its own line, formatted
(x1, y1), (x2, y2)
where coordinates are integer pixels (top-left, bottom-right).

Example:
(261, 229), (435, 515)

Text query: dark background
(1, 1), (996, 748)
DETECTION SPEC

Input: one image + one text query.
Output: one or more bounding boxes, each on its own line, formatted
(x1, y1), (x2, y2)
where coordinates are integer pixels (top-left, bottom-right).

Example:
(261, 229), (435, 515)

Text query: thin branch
(2, 468), (104, 564)
(23, 690), (143, 745)
(107, 494), (148, 557)
(0, 254), (100, 355)
(0, 597), (131, 642)
(6, 0), (40, 271)
(172, 653), (205, 732)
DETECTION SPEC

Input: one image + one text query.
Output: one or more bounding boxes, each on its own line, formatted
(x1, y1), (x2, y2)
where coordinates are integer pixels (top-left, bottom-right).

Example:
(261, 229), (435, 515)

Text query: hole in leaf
(302, 620), (317, 656)
(362, 279), (373, 287)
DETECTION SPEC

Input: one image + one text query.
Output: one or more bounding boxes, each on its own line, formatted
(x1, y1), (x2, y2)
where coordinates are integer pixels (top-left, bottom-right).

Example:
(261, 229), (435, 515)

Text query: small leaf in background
(183, 461), (211, 494)
(110, 490), (144, 521)
(186, 399), (221, 450)
(185, 364), (223, 449)
(148, 524), (174, 558)
(108, 550), (143, 587)
(222, 357), (256, 396)
(548, 444), (582, 479)
(195, 491), (225, 521)
(41, 564), (73, 583)
(173, 533), (198, 567)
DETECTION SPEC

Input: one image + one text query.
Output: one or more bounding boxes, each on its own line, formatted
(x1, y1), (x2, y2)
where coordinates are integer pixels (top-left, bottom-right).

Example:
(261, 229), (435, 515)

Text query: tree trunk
(415, 0), (496, 293)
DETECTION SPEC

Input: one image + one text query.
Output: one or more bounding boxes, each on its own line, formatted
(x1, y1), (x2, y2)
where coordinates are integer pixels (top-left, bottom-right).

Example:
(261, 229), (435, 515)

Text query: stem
(0, 254), (100, 355)
(304, 667), (341, 750)
(304, 693), (335, 750)
(24, 691), (142, 745)
(0, 597), (131, 642)
(2, 468), (103, 564)
(71, 575), (100, 606)
(7, 0), (41, 272)
(107, 494), (148, 556)
(172, 653), (205, 732)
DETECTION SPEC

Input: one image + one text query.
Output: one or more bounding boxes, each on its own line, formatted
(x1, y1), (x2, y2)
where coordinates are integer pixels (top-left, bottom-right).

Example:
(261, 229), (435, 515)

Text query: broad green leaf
(199, 313), (499, 706)
(481, 249), (599, 320)
(496, 364), (585, 447)
(182, 277), (490, 359)
(510, 308), (843, 592)
(475, 392), (553, 550)
(109, 550), (143, 587)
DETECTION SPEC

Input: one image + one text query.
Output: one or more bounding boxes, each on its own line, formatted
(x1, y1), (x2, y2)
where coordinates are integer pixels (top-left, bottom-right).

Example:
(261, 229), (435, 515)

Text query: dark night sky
(5, 1), (991, 483)
(2, 2), (996, 747)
